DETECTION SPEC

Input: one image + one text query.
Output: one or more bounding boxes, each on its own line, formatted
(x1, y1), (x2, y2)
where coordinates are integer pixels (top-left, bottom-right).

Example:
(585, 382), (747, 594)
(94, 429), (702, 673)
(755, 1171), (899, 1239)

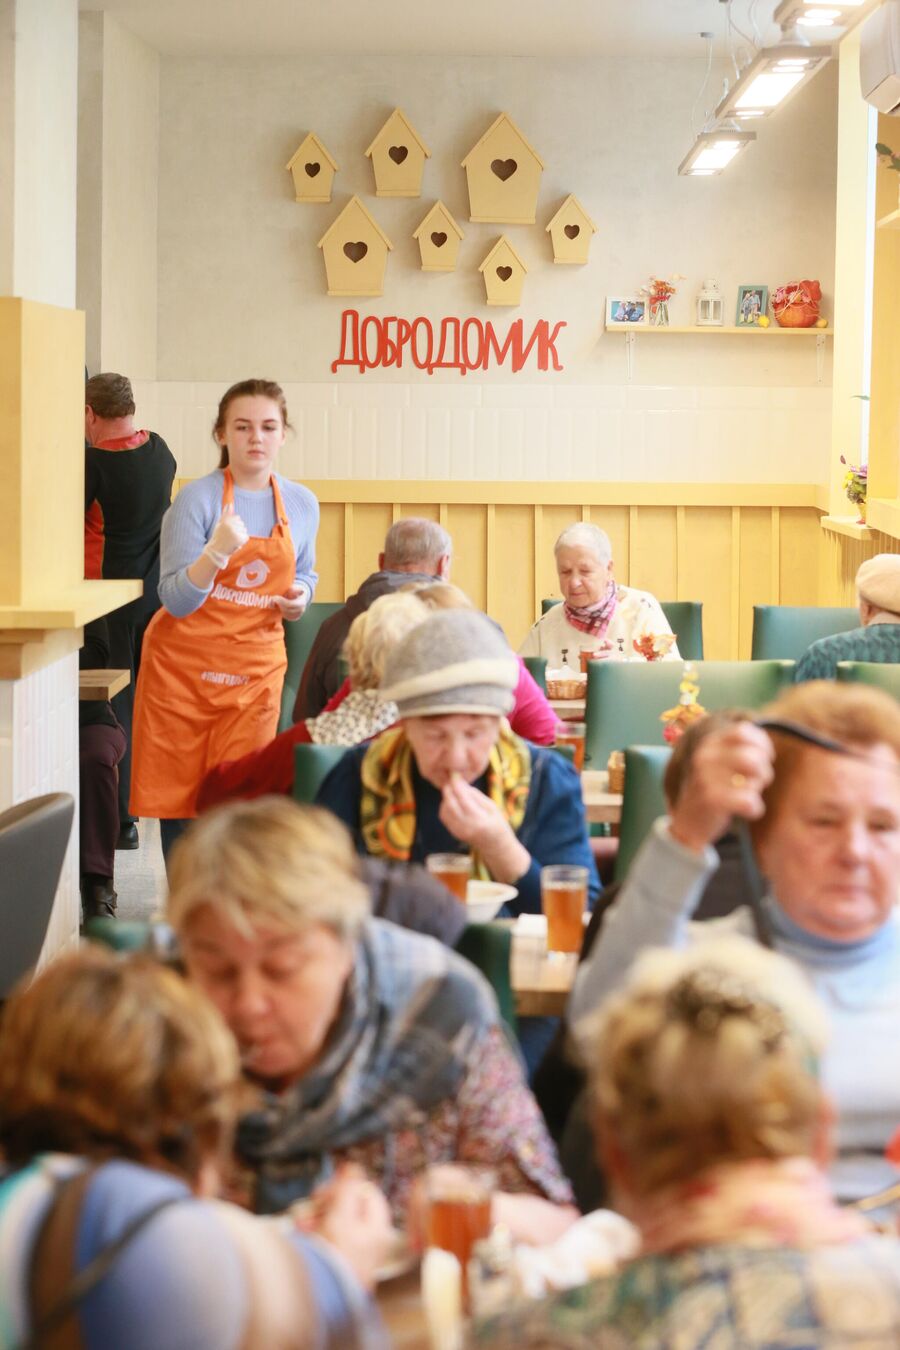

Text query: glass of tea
(554, 721), (586, 773)
(425, 1164), (495, 1303)
(541, 864), (588, 955)
(426, 853), (472, 903)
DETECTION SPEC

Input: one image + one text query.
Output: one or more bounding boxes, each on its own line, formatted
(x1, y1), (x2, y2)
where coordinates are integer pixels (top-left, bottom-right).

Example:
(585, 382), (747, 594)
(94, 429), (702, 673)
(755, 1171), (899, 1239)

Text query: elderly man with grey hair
(294, 517), (451, 719)
(795, 552), (900, 682)
(519, 522), (678, 669)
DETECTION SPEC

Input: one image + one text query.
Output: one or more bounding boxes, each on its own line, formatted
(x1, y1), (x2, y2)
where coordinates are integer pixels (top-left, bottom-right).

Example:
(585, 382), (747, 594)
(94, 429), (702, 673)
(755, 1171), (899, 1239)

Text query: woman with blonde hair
(474, 939), (900, 1347)
(167, 796), (574, 1224)
(0, 947), (389, 1349)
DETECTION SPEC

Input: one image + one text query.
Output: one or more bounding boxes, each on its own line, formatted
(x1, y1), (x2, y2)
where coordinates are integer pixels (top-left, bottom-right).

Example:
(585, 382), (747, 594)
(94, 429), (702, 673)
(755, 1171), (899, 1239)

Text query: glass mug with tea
(541, 863), (588, 955)
(554, 721), (586, 774)
(425, 1163), (495, 1304)
(426, 853), (472, 903)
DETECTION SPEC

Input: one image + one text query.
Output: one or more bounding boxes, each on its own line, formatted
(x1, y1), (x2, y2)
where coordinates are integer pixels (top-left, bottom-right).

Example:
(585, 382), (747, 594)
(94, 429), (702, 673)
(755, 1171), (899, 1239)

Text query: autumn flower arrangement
(840, 455), (868, 524)
(639, 274), (685, 327)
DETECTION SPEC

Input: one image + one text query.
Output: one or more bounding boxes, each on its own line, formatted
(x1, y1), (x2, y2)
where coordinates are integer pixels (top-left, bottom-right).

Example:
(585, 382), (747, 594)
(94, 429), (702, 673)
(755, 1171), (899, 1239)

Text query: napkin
(511, 1210), (639, 1301)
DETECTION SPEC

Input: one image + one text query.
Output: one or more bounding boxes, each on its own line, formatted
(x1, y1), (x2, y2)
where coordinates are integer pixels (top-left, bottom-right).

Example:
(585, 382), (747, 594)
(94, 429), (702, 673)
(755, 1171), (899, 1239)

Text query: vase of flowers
(640, 275), (684, 327)
(772, 279), (821, 328)
(841, 455), (868, 524)
(877, 142), (900, 209)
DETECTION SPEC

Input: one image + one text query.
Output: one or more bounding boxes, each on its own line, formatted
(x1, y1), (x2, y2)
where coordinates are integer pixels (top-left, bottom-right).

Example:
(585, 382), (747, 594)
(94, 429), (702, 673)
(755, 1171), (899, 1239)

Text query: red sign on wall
(332, 310), (567, 375)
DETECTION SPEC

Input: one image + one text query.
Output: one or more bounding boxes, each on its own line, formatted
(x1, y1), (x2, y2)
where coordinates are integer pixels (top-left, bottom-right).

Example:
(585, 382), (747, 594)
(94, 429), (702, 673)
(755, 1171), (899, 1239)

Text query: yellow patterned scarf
(359, 723), (531, 876)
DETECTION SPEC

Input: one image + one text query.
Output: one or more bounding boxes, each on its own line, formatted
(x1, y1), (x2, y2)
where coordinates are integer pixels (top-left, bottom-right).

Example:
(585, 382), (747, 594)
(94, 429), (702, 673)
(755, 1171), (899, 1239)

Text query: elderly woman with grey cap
(316, 609), (600, 916)
(795, 552), (900, 681)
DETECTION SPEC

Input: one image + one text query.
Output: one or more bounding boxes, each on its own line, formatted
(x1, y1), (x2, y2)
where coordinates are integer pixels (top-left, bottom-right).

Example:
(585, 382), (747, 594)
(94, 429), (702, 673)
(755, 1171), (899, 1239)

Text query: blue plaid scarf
(237, 918), (497, 1213)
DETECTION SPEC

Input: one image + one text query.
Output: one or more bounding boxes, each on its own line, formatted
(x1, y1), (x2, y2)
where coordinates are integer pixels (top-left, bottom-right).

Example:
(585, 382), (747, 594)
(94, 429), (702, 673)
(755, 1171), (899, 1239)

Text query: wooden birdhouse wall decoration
(461, 113), (544, 224)
(545, 194), (597, 265)
(479, 236), (528, 306)
(413, 201), (464, 272)
(286, 133), (338, 204)
(365, 108), (431, 198)
(317, 196), (394, 297)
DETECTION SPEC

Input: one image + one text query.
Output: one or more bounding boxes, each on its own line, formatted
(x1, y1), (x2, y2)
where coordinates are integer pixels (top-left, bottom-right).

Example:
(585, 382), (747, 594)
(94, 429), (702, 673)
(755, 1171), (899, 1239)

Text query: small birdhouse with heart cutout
(365, 108), (431, 198)
(545, 194), (598, 265)
(412, 201), (464, 272)
(478, 236), (528, 306)
(461, 113), (544, 224)
(317, 196), (394, 297)
(286, 132), (338, 204)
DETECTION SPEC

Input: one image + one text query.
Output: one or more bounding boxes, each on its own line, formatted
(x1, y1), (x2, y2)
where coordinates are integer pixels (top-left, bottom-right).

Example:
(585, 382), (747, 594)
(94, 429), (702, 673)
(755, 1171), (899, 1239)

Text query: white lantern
(696, 278), (724, 327)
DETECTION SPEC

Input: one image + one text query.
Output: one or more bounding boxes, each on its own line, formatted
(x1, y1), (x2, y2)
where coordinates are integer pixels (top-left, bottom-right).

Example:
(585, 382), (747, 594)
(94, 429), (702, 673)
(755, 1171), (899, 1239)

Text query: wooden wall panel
(534, 504), (585, 607)
(738, 508), (778, 660)
(491, 506), (535, 646)
(315, 503), (345, 601)
(629, 507), (677, 600)
(347, 504), (393, 596)
(779, 508), (823, 606)
(680, 507), (734, 660)
(445, 504), (487, 609)
(398, 503), (440, 522)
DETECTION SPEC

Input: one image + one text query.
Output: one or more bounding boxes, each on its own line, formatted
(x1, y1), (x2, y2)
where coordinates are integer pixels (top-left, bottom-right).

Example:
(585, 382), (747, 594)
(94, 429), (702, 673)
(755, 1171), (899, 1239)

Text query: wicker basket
(546, 677), (587, 700)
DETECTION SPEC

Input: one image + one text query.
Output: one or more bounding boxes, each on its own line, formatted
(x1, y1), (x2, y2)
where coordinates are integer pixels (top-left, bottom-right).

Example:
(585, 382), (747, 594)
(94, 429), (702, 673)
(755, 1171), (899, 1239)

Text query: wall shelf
(604, 323), (833, 382)
(820, 514), (870, 541)
(877, 208), (900, 230)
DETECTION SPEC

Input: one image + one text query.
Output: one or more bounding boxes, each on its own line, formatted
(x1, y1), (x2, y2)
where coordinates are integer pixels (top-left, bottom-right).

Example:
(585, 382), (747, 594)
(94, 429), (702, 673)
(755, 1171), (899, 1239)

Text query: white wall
(145, 51), (838, 483)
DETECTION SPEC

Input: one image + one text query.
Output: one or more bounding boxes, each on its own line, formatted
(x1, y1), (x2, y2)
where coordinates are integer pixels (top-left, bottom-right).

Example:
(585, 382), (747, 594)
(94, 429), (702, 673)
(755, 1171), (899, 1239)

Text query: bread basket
(545, 675), (587, 700)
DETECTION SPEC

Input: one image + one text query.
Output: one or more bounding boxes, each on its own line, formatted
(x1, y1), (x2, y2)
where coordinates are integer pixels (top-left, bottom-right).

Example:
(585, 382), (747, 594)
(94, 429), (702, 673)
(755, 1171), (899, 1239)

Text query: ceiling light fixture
(773, 0), (881, 34)
(677, 128), (757, 176)
(712, 43), (833, 119)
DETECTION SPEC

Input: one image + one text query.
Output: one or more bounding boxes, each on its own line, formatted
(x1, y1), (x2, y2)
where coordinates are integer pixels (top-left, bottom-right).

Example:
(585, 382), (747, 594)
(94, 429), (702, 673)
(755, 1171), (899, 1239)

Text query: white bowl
(466, 879), (518, 923)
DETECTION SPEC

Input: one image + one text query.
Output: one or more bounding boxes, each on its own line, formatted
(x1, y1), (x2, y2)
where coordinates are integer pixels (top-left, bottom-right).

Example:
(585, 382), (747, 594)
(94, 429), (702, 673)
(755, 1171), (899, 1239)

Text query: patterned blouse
(795, 621), (900, 682)
(470, 1239), (900, 1349)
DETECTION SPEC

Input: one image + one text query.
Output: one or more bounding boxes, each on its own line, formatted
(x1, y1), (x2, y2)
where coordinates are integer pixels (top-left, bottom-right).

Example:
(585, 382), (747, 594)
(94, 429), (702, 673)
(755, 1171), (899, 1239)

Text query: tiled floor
(114, 818), (168, 923)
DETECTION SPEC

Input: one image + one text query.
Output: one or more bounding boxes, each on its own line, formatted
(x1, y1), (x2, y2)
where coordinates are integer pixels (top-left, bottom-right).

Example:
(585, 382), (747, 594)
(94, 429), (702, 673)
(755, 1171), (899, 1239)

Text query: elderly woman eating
(571, 680), (900, 1205)
(474, 939), (900, 1347)
(0, 947), (389, 1349)
(167, 796), (575, 1225)
(518, 522), (679, 668)
(316, 608), (599, 915)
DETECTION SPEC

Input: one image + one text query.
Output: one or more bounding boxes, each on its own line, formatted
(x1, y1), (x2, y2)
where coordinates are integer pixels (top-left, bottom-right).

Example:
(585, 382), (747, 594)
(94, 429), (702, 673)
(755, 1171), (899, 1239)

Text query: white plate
(466, 879), (518, 922)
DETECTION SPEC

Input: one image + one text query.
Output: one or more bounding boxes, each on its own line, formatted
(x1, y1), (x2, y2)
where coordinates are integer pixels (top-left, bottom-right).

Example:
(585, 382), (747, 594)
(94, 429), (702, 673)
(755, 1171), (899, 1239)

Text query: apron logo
(235, 559), (270, 590)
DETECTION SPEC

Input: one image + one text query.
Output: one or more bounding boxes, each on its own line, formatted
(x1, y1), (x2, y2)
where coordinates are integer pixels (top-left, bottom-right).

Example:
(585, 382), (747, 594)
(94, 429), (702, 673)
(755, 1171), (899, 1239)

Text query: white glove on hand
(203, 504), (249, 568)
(272, 585), (308, 622)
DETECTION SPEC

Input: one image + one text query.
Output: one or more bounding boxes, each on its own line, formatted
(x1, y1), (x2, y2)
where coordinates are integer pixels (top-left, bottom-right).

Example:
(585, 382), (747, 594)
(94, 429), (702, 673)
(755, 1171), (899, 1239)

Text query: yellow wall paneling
(289, 481), (828, 659)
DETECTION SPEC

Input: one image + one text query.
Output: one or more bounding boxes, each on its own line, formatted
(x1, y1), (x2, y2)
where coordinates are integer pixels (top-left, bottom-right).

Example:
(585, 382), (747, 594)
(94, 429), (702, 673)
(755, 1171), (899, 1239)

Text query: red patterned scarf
(563, 580), (618, 638)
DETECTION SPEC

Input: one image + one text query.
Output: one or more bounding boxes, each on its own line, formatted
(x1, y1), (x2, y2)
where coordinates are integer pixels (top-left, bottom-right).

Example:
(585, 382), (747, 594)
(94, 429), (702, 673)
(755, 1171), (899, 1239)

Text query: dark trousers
(79, 722), (127, 878)
(107, 608), (154, 827)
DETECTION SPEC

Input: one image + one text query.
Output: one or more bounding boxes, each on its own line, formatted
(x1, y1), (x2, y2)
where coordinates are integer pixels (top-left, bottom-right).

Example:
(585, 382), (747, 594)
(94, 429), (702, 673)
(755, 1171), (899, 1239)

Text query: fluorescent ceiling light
(714, 44), (832, 120)
(678, 129), (757, 176)
(773, 0), (880, 32)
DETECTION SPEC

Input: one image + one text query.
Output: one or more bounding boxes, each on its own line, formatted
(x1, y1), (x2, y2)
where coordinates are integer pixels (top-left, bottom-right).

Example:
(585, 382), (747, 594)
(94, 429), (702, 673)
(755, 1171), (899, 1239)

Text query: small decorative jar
(696, 279), (724, 327)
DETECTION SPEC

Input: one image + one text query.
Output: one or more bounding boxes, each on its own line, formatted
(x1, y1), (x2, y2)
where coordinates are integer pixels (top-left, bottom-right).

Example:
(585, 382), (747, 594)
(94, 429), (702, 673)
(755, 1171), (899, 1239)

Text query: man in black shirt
(85, 373), (177, 850)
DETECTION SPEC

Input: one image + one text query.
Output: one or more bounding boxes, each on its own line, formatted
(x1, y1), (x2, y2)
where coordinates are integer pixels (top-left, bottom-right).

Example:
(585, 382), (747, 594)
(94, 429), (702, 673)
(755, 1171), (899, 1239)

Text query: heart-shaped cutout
(389, 145), (408, 165)
(490, 158), (517, 182)
(343, 241), (368, 264)
(496, 265), (513, 281)
(430, 231), (447, 248)
(564, 223), (580, 239)
(304, 162), (320, 178)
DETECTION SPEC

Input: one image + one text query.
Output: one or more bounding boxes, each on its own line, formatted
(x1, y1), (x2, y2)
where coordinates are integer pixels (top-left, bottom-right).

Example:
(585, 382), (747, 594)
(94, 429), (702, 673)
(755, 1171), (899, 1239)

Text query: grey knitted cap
(380, 609), (518, 718)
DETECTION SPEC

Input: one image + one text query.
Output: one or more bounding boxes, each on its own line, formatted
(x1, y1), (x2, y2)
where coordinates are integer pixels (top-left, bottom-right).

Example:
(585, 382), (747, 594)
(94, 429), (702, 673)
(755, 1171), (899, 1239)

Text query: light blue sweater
(572, 818), (900, 1203)
(158, 470), (319, 618)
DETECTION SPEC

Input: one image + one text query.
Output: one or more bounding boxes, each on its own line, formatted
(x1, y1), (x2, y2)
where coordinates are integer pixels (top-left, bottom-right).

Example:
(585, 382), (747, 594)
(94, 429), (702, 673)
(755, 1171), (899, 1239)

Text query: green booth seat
(750, 605), (859, 662)
(293, 742), (347, 805)
(522, 655), (548, 693)
(279, 601), (344, 733)
(539, 599), (704, 661)
(456, 922), (516, 1035)
(613, 745), (671, 883)
(585, 659), (795, 770)
(82, 917), (152, 952)
(836, 661), (900, 698)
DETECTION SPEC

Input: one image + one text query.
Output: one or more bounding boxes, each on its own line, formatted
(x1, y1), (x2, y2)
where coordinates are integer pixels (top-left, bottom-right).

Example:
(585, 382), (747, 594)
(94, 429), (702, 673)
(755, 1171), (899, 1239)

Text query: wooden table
(549, 696), (585, 720)
(379, 1269), (429, 1348)
(79, 668), (130, 701)
(581, 769), (621, 825)
(512, 942), (578, 1017)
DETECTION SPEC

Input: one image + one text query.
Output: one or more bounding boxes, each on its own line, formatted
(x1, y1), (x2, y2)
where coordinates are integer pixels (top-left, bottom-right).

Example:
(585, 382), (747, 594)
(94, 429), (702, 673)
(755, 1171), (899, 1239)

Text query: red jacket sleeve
(196, 721), (312, 811)
(508, 658), (561, 746)
(321, 677), (351, 713)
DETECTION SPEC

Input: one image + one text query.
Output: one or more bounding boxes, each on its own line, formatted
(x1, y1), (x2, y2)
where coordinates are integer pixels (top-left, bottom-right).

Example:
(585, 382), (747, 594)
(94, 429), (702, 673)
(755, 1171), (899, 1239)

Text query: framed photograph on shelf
(606, 297), (646, 325)
(736, 285), (768, 326)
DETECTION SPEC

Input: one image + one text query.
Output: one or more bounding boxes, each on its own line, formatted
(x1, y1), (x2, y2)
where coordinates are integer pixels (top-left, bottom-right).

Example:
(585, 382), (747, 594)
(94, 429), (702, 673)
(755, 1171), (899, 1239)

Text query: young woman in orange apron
(130, 379), (319, 860)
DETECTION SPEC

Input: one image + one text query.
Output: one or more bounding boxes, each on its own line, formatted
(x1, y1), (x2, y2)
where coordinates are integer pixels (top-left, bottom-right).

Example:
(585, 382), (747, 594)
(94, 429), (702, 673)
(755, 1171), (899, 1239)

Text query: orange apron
(130, 469), (294, 819)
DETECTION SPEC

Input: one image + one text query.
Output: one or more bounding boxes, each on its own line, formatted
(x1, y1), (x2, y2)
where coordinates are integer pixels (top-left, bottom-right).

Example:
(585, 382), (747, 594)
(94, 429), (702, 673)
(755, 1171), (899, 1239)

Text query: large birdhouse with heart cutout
(365, 108), (431, 198)
(545, 195), (598, 265)
(317, 196), (394, 297)
(286, 132), (338, 204)
(461, 113), (544, 224)
(479, 236), (528, 306)
(412, 201), (464, 272)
